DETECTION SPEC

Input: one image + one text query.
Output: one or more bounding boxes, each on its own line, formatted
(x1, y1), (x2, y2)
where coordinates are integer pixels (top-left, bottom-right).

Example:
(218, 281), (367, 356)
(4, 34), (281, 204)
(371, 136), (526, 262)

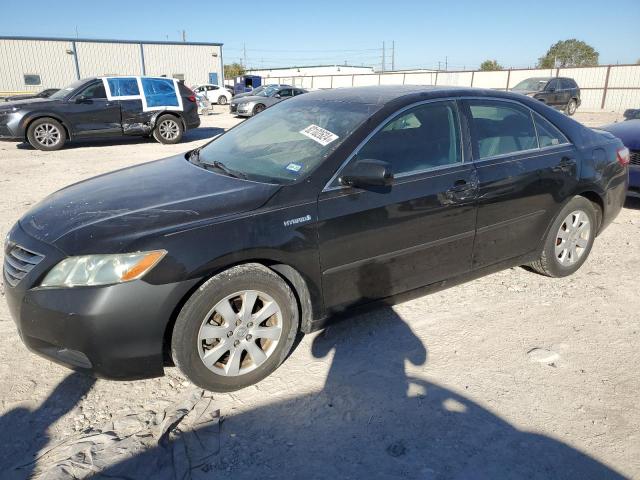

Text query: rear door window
(107, 77), (140, 97)
(468, 100), (538, 158)
(140, 77), (179, 107)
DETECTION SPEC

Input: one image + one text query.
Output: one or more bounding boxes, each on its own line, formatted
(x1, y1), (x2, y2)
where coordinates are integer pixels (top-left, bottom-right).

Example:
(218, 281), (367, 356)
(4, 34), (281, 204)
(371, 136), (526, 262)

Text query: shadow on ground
(90, 305), (624, 480)
(0, 373), (95, 480)
(0, 264), (626, 479)
(624, 195), (640, 210)
(15, 127), (224, 150)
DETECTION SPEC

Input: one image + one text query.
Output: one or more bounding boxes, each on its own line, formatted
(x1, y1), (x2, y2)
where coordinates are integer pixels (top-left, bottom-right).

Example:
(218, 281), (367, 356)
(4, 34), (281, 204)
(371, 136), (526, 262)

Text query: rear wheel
(252, 104), (266, 115)
(27, 117), (66, 151)
(171, 264), (299, 392)
(566, 99), (578, 116)
(528, 196), (597, 277)
(217, 95), (228, 105)
(153, 115), (184, 144)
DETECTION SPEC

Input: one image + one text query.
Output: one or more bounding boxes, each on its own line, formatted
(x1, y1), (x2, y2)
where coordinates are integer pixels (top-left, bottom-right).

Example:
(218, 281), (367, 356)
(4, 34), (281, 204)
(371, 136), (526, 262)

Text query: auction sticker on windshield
(299, 124), (339, 146)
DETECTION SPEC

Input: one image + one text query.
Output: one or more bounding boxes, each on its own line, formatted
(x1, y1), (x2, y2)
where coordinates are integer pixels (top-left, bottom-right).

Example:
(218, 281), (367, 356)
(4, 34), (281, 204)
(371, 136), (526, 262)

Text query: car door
(206, 85), (219, 102)
(463, 98), (579, 269)
(557, 79), (571, 106)
(544, 78), (561, 107)
(317, 100), (478, 311)
(64, 81), (122, 137)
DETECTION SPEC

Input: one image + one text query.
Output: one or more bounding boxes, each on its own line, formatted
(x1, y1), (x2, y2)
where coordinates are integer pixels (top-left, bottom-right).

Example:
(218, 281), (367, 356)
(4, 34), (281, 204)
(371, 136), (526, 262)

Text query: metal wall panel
(0, 39), (77, 92)
(142, 44), (222, 86)
(76, 42), (141, 77)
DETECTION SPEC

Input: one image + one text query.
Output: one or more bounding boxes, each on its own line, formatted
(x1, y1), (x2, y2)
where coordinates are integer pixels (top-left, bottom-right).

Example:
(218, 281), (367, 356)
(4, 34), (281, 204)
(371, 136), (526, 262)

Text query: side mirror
(75, 96), (91, 104)
(274, 93), (281, 98)
(340, 159), (394, 188)
(546, 86), (556, 92)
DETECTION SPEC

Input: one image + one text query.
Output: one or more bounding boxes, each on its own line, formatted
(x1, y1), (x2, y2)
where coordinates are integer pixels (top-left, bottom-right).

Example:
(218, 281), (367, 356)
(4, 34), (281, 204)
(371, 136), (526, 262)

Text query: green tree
(537, 39), (599, 68)
(479, 59), (502, 71)
(224, 62), (246, 79)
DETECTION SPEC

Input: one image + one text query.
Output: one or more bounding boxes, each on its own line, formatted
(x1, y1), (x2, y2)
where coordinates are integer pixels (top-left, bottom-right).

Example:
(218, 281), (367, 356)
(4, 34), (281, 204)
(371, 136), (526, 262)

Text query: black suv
(0, 76), (200, 151)
(511, 77), (581, 115)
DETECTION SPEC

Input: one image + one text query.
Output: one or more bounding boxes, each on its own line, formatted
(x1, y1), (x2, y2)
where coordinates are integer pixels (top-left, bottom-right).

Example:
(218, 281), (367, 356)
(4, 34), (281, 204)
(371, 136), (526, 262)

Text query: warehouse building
(0, 36), (224, 96)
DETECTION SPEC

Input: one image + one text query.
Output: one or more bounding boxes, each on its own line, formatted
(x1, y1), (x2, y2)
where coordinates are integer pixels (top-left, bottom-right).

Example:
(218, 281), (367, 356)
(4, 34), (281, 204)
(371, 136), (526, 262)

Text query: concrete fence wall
(264, 64), (640, 112)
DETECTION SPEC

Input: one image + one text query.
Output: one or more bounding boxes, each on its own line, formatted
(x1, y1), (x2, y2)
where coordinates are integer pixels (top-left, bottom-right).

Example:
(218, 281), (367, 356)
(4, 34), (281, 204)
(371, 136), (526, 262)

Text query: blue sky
(2, 0), (638, 70)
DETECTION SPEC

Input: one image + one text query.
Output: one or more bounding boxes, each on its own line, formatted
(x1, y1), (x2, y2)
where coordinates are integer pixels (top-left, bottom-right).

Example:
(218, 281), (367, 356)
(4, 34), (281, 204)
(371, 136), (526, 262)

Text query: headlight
(40, 250), (166, 288)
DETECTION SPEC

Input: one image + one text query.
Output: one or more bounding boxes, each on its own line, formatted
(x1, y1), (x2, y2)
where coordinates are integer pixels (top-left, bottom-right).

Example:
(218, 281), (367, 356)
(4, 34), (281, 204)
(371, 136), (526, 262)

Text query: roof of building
(0, 35), (222, 47)
(248, 65), (374, 71)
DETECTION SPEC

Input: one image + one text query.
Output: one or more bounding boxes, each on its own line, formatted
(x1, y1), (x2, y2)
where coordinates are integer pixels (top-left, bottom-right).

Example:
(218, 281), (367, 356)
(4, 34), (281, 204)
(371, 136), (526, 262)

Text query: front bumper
(3, 223), (198, 380)
(0, 111), (24, 140)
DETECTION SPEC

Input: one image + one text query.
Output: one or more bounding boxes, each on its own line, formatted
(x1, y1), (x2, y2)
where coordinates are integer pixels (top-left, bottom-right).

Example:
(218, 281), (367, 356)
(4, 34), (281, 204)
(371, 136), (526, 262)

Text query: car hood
(0, 97), (59, 109)
(20, 154), (280, 253)
(600, 120), (640, 150)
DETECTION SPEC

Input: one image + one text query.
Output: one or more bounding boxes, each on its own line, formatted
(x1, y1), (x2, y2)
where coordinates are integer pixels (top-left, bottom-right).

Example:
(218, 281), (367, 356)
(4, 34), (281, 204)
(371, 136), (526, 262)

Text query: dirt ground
(0, 108), (638, 479)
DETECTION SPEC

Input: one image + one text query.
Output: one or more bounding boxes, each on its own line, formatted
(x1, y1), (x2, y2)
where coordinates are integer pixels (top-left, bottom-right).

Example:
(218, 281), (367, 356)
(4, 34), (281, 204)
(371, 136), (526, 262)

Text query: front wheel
(252, 104), (266, 115)
(171, 264), (299, 392)
(27, 117), (66, 151)
(528, 196), (598, 277)
(217, 95), (228, 105)
(566, 99), (578, 116)
(153, 114), (184, 144)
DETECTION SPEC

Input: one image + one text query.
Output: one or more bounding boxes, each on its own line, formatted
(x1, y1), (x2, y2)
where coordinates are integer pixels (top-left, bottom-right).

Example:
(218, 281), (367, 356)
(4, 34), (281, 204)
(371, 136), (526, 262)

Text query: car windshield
(48, 79), (89, 99)
(256, 86), (280, 97)
(195, 98), (380, 184)
(513, 78), (550, 91)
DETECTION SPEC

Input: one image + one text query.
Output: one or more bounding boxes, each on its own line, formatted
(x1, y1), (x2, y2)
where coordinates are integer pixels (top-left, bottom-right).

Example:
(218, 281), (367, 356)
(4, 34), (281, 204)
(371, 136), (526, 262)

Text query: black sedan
(0, 76), (200, 151)
(3, 88), (59, 102)
(3, 86), (628, 392)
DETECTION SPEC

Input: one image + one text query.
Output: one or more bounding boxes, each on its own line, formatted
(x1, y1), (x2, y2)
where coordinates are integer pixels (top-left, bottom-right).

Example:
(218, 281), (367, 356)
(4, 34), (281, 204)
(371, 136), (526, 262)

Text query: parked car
(230, 85), (307, 116)
(600, 119), (640, 196)
(0, 76), (200, 151)
(4, 88), (59, 102)
(232, 84), (291, 100)
(511, 77), (581, 115)
(4, 86), (628, 392)
(624, 108), (640, 121)
(192, 84), (232, 105)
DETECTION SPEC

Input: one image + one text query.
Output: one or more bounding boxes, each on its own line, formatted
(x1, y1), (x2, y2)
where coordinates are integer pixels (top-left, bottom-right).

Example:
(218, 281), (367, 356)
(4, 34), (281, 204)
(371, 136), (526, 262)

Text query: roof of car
(299, 85), (527, 105)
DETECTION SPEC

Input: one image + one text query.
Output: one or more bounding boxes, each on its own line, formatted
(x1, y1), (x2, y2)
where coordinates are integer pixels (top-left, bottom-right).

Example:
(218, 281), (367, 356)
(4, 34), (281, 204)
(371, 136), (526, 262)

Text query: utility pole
(182, 30), (186, 42)
(243, 43), (247, 67)
(391, 40), (395, 71)
(445, 56), (448, 71)
(381, 41), (385, 72)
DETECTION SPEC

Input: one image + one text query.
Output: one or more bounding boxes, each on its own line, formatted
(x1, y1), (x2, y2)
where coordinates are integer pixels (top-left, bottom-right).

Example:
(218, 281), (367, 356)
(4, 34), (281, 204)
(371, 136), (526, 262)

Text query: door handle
(447, 179), (473, 193)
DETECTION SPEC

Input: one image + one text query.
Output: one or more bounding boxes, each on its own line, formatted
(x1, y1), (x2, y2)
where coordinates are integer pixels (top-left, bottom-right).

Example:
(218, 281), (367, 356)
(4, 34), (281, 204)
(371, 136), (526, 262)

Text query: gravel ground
(0, 108), (638, 479)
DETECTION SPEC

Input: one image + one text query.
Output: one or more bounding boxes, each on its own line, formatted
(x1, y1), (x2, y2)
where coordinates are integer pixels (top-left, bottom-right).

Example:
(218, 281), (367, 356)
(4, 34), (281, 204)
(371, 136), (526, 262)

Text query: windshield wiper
(209, 160), (248, 179)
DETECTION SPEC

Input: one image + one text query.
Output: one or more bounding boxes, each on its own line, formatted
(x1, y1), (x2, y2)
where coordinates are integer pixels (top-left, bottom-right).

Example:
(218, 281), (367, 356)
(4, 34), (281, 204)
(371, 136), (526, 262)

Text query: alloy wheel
(197, 290), (283, 377)
(33, 123), (61, 147)
(158, 119), (179, 140)
(554, 210), (590, 266)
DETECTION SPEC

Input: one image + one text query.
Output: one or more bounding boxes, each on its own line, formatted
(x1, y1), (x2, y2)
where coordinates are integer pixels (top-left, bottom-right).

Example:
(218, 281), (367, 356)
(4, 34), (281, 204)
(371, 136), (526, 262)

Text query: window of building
(469, 100), (538, 158)
(24, 74), (41, 86)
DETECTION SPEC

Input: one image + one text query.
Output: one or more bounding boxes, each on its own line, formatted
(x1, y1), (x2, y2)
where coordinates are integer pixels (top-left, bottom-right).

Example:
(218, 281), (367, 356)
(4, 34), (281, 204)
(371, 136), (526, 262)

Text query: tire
(217, 95), (228, 105)
(171, 263), (299, 392)
(528, 196), (598, 277)
(252, 104), (266, 115)
(566, 99), (578, 116)
(153, 114), (184, 144)
(26, 117), (66, 151)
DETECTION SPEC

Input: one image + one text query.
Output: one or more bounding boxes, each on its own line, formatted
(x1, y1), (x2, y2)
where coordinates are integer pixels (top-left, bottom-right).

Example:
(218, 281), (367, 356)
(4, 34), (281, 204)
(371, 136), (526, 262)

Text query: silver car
(230, 86), (307, 117)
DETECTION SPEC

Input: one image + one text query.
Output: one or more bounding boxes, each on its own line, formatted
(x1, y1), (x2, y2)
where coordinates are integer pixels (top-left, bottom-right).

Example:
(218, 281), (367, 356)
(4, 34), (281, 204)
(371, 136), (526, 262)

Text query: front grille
(229, 103), (237, 113)
(3, 244), (44, 287)
(630, 150), (640, 166)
